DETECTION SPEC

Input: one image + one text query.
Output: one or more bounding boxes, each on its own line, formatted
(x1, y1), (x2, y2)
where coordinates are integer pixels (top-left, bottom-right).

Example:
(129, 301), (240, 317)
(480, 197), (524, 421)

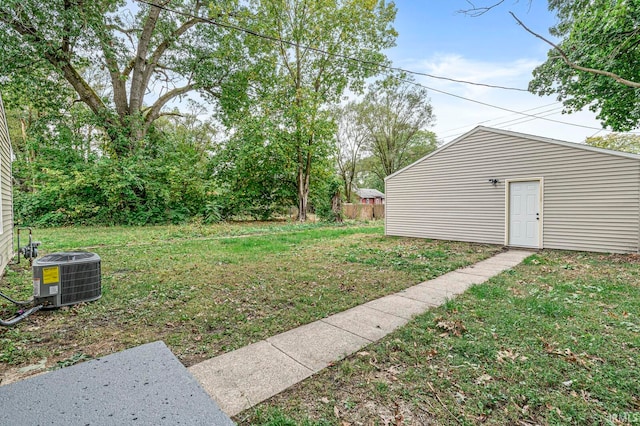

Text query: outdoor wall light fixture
(488, 178), (499, 186)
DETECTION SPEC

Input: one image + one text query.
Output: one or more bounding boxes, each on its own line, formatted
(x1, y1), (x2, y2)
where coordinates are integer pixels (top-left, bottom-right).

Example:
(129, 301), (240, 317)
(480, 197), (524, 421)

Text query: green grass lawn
(0, 221), (499, 383)
(242, 251), (640, 425)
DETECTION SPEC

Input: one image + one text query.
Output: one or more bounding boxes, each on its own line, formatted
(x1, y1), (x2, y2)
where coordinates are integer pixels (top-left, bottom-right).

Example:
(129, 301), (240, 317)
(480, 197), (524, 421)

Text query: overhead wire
(134, 0), (637, 135)
(440, 108), (599, 141)
(436, 101), (561, 135)
(134, 0), (527, 92)
(398, 77), (628, 133)
(488, 106), (565, 127)
(437, 108), (566, 140)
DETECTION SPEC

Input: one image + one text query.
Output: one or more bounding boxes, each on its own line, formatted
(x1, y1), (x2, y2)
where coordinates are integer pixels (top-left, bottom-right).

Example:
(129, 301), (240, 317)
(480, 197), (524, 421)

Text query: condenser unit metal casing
(33, 252), (102, 308)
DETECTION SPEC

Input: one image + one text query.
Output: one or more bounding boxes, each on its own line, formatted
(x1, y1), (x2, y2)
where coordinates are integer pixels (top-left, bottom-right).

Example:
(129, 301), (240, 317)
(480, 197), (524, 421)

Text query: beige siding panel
(386, 128), (640, 253)
(0, 93), (13, 271)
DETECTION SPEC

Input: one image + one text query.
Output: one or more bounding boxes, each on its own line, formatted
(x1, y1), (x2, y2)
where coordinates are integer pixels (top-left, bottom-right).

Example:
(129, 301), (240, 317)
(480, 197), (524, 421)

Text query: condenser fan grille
(60, 262), (102, 305)
(40, 252), (95, 262)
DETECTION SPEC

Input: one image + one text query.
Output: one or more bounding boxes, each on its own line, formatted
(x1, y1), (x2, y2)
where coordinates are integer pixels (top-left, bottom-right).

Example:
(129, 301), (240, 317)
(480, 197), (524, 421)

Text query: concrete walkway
(188, 249), (533, 417)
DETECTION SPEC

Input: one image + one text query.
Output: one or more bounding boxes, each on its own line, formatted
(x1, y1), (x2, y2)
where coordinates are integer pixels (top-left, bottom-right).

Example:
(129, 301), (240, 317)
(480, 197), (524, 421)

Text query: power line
(401, 78), (625, 133)
(490, 106), (564, 128)
(491, 110), (566, 130)
(437, 101), (561, 134)
(135, 0), (636, 135)
(441, 110), (617, 141)
(438, 106), (612, 140)
(134, 0), (527, 92)
(589, 128), (605, 138)
(438, 106), (565, 139)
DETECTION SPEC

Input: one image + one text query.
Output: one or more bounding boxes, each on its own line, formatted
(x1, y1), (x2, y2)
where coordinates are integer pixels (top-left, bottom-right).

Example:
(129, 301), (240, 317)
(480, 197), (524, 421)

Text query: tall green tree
(4, 70), (219, 227)
(358, 75), (436, 181)
(335, 101), (367, 203)
(586, 133), (640, 154)
(210, 114), (298, 220)
(528, 0), (640, 130)
(234, 0), (397, 221)
(0, 0), (241, 156)
(1, 68), (86, 165)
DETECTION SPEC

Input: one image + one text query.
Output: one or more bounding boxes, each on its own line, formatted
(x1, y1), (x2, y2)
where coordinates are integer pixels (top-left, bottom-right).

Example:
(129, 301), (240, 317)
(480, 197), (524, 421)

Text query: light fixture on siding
(488, 178), (499, 186)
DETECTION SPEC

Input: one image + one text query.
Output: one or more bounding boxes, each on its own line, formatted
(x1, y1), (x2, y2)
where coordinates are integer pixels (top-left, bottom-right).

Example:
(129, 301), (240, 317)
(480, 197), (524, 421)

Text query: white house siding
(385, 127), (640, 253)
(0, 93), (13, 271)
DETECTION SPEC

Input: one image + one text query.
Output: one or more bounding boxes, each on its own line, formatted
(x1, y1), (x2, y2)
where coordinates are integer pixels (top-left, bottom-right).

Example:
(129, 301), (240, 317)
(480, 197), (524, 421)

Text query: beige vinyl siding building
(385, 126), (640, 254)
(0, 93), (14, 271)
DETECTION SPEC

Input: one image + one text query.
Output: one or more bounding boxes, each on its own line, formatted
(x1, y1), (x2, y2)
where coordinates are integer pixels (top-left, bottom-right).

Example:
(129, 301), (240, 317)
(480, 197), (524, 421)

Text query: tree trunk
(297, 167), (310, 222)
(343, 178), (351, 204)
(332, 191), (342, 223)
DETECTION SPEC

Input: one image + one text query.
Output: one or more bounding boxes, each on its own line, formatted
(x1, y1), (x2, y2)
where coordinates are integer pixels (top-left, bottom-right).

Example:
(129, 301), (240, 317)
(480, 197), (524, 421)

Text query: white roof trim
(385, 126), (640, 181)
(479, 126), (640, 160)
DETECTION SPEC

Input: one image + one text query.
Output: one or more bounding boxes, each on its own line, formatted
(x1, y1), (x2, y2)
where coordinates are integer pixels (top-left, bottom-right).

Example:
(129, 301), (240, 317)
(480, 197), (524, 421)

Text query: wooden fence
(342, 203), (385, 220)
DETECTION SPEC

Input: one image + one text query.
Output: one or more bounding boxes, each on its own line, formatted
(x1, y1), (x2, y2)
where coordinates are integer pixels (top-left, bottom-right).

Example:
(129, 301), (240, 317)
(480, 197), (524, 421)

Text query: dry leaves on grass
(435, 318), (466, 337)
(424, 348), (438, 360)
(542, 342), (604, 367)
(375, 402), (412, 426)
(508, 286), (526, 297)
(605, 253), (640, 265)
(474, 373), (492, 385)
(496, 348), (528, 363)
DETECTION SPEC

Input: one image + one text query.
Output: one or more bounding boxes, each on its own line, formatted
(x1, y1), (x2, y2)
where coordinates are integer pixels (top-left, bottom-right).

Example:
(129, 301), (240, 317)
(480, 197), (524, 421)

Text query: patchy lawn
(0, 221), (499, 384)
(241, 250), (640, 426)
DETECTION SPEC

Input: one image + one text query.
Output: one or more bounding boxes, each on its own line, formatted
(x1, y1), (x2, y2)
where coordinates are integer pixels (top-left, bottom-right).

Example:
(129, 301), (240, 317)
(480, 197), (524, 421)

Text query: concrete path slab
(397, 284), (453, 304)
(491, 250), (533, 262)
(188, 340), (313, 416)
(475, 256), (516, 266)
(365, 294), (434, 319)
(476, 257), (522, 267)
(456, 264), (501, 276)
(457, 264), (511, 277)
(421, 271), (487, 289)
(322, 305), (409, 341)
(187, 249), (534, 418)
(267, 321), (371, 372)
(0, 341), (234, 426)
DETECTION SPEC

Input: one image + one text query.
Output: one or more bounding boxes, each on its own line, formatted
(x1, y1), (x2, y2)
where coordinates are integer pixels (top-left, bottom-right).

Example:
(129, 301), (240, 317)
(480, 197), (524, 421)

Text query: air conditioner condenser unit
(32, 252), (102, 308)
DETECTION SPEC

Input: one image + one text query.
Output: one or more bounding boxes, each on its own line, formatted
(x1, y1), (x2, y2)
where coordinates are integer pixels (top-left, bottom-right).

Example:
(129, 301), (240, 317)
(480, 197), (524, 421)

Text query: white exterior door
(509, 181), (540, 248)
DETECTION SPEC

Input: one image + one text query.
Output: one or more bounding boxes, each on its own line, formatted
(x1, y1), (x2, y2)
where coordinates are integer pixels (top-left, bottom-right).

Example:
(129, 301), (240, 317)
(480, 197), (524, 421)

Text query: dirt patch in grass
(1, 222), (499, 384)
(240, 250), (640, 425)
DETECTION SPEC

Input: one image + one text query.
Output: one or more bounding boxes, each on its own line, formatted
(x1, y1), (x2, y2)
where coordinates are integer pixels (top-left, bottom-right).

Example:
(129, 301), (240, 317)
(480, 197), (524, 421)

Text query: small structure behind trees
(354, 188), (385, 205)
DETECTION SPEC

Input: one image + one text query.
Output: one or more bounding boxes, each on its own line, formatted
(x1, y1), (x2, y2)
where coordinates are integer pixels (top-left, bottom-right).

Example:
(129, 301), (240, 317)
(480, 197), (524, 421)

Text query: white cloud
(398, 54), (610, 144)
(416, 54), (539, 88)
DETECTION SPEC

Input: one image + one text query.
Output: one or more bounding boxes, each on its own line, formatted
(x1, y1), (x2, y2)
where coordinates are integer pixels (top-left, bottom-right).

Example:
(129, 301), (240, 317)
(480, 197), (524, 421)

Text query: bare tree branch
(142, 15), (203, 94)
(143, 83), (195, 132)
(130, 0), (171, 114)
(156, 111), (184, 119)
(95, 19), (130, 119)
(459, 0), (505, 17)
(510, 12), (640, 89)
(105, 24), (141, 34)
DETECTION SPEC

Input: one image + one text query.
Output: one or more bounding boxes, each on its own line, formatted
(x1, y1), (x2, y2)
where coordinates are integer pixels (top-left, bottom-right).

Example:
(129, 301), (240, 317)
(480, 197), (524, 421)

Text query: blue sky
(385, 1), (609, 143)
